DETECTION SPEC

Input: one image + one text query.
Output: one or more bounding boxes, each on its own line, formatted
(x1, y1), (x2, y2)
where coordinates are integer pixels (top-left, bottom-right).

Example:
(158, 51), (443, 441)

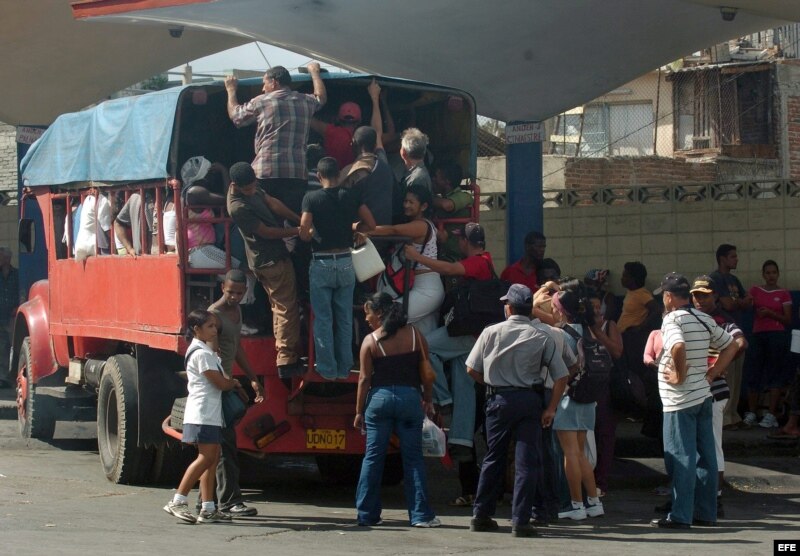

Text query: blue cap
(500, 283), (533, 306)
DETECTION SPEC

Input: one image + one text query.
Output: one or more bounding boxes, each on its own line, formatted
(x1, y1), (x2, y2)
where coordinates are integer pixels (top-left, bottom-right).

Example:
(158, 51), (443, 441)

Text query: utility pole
(181, 64), (192, 85)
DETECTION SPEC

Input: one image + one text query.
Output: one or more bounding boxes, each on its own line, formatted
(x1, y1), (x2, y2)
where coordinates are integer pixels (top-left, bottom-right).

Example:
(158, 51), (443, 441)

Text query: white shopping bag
(421, 417), (446, 458)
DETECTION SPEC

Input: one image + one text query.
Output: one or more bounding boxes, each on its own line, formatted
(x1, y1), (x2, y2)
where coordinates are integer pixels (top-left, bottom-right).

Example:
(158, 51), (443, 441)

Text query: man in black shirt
(300, 157), (375, 379)
(709, 243), (752, 428)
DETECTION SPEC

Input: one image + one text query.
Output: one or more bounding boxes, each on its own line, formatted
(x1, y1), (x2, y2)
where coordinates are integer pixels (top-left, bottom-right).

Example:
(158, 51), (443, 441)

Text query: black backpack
(562, 325), (613, 404)
(443, 254), (512, 337)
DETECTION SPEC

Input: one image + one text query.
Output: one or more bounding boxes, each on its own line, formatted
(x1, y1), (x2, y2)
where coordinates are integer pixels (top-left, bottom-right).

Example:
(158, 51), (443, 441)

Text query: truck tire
(170, 397), (186, 431)
(97, 354), (152, 484)
(17, 338), (56, 440)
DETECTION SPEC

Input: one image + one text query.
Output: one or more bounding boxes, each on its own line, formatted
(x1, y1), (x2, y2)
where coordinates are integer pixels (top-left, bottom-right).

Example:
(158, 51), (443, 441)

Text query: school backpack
(562, 324), (613, 404)
(443, 254), (512, 337)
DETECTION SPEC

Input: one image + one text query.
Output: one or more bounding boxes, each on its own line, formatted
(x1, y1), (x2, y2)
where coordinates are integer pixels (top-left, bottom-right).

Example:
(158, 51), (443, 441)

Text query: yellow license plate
(306, 428), (346, 450)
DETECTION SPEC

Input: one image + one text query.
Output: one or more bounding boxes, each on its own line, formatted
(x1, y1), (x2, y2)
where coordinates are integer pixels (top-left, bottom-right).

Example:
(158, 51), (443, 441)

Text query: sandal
(448, 495), (475, 507)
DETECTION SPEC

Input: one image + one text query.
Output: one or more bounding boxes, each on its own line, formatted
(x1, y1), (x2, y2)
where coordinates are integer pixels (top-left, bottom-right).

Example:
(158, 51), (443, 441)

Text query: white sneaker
(558, 505), (587, 521)
(586, 501), (605, 517)
(743, 412), (757, 426)
(163, 501), (197, 524)
(759, 412), (779, 428)
(413, 517), (441, 528)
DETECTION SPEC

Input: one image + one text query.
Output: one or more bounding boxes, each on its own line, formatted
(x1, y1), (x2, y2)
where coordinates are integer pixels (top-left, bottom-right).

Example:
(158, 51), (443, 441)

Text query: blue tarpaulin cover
(20, 87), (184, 187)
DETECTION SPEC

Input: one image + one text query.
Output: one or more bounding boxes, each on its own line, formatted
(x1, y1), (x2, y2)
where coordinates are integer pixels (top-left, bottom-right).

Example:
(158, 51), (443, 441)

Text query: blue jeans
(309, 257), (355, 379)
(474, 389), (543, 526)
(426, 326), (477, 447)
(355, 386), (435, 525)
(663, 397), (718, 525)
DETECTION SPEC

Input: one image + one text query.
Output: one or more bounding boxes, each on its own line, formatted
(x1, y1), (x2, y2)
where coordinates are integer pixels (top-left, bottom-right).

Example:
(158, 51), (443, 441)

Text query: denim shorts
(553, 394), (596, 431)
(182, 423), (222, 444)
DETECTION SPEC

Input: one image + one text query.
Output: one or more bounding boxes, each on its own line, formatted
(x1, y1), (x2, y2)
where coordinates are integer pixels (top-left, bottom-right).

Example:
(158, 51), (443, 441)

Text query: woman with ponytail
(354, 293), (440, 528)
(550, 289), (605, 521)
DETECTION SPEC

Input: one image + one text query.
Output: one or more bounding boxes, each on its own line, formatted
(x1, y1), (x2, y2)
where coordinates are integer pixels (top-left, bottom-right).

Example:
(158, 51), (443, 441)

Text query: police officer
(466, 284), (569, 537)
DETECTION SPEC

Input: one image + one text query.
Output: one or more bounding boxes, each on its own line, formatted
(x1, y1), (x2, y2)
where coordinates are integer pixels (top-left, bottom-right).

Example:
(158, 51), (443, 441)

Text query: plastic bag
(421, 417), (446, 458)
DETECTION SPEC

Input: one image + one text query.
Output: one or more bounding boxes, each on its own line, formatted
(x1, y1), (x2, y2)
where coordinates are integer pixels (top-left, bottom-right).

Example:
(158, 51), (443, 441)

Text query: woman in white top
(163, 309), (246, 525)
(367, 183), (444, 334)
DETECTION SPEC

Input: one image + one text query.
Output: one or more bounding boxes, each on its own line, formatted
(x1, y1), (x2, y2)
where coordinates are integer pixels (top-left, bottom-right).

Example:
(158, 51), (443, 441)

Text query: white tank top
(411, 219), (437, 271)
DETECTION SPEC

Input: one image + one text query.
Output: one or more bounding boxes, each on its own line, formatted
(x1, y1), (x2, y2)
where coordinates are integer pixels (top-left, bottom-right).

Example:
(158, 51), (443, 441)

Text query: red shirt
(749, 285), (792, 333)
(500, 259), (538, 290)
(461, 252), (494, 280)
(324, 125), (355, 169)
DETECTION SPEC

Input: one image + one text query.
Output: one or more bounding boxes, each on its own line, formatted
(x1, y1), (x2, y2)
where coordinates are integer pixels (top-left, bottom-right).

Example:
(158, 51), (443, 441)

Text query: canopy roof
(4, 1), (800, 125)
(20, 72), (474, 186)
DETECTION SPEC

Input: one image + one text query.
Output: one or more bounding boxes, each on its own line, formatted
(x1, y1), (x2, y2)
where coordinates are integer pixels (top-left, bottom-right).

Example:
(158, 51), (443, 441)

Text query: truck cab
(14, 72), (479, 484)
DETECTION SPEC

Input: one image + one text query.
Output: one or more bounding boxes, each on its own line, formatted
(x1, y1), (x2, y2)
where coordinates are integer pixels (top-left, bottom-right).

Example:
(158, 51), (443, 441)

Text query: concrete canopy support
(505, 123), (543, 265)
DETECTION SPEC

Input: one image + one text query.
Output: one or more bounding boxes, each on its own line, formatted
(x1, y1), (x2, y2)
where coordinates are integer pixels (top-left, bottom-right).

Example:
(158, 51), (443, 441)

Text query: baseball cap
(690, 275), (716, 295)
(338, 102), (362, 122)
(653, 272), (690, 296)
(451, 222), (485, 245)
(500, 283), (533, 306)
(180, 156), (211, 188)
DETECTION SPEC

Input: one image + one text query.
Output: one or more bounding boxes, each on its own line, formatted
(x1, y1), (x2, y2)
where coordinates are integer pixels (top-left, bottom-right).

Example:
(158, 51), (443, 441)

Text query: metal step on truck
(13, 71), (480, 485)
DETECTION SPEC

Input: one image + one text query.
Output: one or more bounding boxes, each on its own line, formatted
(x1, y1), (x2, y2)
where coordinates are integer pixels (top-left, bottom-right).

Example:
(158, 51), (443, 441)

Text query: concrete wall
(533, 194), (800, 295)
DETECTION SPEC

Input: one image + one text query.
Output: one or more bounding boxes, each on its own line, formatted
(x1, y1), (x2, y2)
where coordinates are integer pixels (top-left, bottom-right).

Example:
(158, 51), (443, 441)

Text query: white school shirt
(183, 338), (224, 427)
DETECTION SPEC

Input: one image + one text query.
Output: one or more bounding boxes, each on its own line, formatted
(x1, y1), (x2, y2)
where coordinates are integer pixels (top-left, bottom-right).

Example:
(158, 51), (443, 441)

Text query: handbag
(416, 327), (436, 387)
(381, 221), (432, 297)
(351, 238), (384, 282)
(221, 389), (247, 428)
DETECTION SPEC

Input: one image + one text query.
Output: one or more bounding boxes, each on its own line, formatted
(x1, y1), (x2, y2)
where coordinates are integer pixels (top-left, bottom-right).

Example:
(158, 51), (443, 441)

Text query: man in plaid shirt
(226, 62), (327, 214)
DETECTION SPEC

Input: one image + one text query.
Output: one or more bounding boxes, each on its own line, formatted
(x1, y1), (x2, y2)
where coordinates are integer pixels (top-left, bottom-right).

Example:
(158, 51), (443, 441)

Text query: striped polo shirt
(658, 307), (733, 412)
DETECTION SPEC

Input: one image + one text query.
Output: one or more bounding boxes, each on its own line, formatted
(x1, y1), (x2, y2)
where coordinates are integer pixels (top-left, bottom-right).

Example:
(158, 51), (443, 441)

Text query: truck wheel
(97, 355), (151, 484)
(169, 397), (186, 431)
(17, 338), (56, 440)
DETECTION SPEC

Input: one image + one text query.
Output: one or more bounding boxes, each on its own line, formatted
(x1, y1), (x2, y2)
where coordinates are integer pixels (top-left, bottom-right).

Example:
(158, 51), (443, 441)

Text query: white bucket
(791, 329), (800, 354)
(351, 238), (384, 282)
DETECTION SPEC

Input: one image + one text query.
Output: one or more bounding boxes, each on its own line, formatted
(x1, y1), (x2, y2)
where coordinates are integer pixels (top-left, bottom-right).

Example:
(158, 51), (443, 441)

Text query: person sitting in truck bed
(178, 156), (244, 271)
(431, 161), (471, 263)
(114, 191), (154, 255)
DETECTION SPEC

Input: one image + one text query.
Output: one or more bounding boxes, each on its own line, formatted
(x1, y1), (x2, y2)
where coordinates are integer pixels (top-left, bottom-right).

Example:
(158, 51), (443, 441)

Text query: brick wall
(563, 157), (718, 188)
(0, 123), (17, 194)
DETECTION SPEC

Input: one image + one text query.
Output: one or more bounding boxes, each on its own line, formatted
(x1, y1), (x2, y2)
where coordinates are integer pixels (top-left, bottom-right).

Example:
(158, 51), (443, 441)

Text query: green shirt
(227, 187), (289, 270)
(436, 188), (473, 262)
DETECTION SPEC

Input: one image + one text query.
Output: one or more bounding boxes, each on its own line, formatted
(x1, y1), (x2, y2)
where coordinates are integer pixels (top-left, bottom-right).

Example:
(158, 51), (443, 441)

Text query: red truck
(14, 72), (479, 484)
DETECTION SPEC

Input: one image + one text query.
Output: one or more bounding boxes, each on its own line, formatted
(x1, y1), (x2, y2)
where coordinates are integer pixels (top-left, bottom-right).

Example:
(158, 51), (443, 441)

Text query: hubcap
(16, 368), (28, 423)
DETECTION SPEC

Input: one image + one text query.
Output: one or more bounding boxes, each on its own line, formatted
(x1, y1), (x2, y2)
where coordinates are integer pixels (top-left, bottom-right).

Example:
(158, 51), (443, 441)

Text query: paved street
(1, 418), (799, 555)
